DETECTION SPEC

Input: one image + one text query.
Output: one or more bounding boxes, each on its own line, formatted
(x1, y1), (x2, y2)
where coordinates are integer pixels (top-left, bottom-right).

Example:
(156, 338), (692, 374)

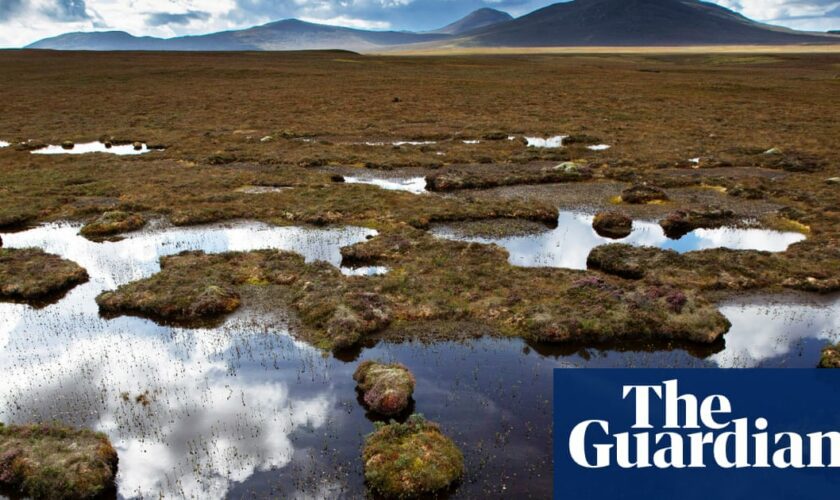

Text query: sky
(0, 0), (838, 48)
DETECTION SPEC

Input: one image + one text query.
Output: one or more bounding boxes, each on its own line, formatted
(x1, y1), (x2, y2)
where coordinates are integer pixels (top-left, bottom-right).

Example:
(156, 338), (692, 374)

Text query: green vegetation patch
(354, 361), (416, 416)
(0, 248), (88, 302)
(819, 344), (840, 368)
(95, 250), (392, 349)
(0, 423), (118, 499)
(79, 211), (146, 239)
(363, 415), (463, 498)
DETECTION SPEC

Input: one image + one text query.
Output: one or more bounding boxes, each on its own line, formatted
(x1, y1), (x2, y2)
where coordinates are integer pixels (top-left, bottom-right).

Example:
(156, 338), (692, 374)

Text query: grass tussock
(0, 248), (88, 302)
(819, 344), (840, 368)
(79, 211), (146, 239)
(0, 423), (118, 500)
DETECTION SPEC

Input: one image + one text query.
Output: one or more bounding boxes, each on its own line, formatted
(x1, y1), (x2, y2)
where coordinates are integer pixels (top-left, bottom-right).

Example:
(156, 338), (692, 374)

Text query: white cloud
(299, 15), (392, 29)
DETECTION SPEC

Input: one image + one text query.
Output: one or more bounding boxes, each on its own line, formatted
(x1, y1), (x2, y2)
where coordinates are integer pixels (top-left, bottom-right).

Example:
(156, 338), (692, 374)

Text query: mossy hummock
(354, 361), (416, 416)
(0, 248), (88, 302)
(0, 423), (118, 499)
(80, 211), (146, 238)
(819, 344), (840, 368)
(363, 415), (463, 498)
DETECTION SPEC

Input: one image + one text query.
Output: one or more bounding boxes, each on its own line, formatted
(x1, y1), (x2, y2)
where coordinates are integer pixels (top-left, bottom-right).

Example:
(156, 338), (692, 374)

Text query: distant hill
(28, 18), (449, 51)
(27, 2), (836, 51)
(455, 0), (837, 46)
(429, 8), (513, 35)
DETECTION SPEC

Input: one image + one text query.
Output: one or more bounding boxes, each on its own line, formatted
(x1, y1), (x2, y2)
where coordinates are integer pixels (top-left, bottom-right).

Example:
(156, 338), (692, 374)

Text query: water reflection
(0, 222), (834, 498)
(433, 212), (806, 270)
(343, 176), (427, 194)
(32, 141), (157, 156)
(588, 144), (611, 151)
(0, 221), (376, 498)
(0, 141), (9, 148)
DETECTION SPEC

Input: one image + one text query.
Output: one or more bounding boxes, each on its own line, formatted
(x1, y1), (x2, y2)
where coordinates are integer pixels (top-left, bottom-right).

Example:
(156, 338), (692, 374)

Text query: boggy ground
(0, 248), (89, 304)
(0, 50), (838, 350)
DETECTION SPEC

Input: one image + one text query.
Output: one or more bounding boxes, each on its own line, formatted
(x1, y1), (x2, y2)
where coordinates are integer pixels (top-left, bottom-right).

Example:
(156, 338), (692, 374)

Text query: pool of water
(343, 176), (427, 194)
(0, 222), (835, 499)
(32, 141), (157, 156)
(588, 144), (611, 151)
(433, 212), (806, 270)
(359, 140), (437, 147)
(525, 136), (566, 148)
(0, 141), (9, 148)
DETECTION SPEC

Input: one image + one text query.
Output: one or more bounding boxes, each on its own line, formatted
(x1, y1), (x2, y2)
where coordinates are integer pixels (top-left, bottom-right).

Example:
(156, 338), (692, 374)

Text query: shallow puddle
(343, 176), (427, 194)
(588, 144), (611, 151)
(432, 212), (806, 270)
(32, 141), (158, 155)
(0, 140), (9, 148)
(360, 140), (436, 147)
(525, 135), (566, 148)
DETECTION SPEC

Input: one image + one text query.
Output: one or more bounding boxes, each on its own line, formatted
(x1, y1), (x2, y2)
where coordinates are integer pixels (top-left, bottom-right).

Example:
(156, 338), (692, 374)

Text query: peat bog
(0, 49), (838, 498)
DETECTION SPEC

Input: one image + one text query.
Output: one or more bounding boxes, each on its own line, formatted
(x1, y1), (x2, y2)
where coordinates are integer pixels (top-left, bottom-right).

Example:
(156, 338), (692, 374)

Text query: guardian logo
(554, 370), (840, 500)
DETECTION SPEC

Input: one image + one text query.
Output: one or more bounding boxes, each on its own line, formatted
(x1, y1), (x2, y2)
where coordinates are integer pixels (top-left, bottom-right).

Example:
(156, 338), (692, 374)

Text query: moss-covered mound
(363, 415), (463, 498)
(621, 184), (669, 204)
(354, 361), (416, 416)
(96, 250), (392, 348)
(425, 164), (590, 192)
(80, 211), (146, 239)
(0, 423), (118, 499)
(0, 248), (88, 302)
(659, 208), (735, 239)
(592, 211), (632, 239)
(587, 243), (838, 293)
(96, 251), (242, 322)
(819, 344), (840, 368)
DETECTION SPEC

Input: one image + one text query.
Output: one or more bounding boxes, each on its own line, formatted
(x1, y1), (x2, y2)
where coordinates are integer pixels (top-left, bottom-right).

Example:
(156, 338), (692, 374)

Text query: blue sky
(1, 0), (838, 47)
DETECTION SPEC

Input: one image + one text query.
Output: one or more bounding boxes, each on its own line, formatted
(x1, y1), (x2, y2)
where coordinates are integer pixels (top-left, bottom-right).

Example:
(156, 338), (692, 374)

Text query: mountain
(28, 18), (449, 51)
(27, 2), (836, 51)
(429, 8), (513, 35)
(455, 0), (837, 46)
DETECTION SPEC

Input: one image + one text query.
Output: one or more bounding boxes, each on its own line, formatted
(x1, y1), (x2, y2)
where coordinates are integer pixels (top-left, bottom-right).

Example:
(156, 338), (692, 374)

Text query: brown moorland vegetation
(0, 49), (837, 349)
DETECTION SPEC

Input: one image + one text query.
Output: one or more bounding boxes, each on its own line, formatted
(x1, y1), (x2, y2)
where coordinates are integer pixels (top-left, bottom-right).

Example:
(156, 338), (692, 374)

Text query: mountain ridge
(27, 2), (838, 52)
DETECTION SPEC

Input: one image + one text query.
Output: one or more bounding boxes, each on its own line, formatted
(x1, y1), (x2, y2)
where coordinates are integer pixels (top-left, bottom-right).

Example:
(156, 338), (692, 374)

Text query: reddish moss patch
(0, 248), (88, 303)
(363, 415), (463, 498)
(0, 423), (118, 499)
(354, 361), (416, 416)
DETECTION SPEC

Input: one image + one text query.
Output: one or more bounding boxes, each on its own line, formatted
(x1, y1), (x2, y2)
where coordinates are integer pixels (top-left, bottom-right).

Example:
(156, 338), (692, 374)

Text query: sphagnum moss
(354, 361), (416, 416)
(0, 423), (118, 499)
(363, 415), (463, 498)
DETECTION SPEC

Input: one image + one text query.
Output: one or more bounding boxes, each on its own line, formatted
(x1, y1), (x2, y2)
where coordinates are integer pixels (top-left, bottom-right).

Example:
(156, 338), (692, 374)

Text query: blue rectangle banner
(554, 369), (840, 500)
